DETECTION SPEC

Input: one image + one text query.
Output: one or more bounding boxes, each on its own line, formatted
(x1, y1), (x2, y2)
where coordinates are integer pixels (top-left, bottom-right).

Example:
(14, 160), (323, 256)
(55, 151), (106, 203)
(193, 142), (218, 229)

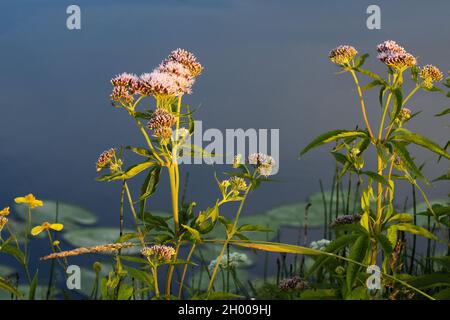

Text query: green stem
(349, 70), (375, 142)
(177, 242), (196, 299)
(207, 174), (254, 293)
(124, 182), (146, 247)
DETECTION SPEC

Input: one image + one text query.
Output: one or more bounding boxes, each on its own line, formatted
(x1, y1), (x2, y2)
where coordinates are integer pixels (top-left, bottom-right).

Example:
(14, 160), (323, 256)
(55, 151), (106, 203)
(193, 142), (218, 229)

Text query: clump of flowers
(141, 245), (176, 263)
(110, 48), (202, 104)
(420, 64), (443, 89)
(248, 153), (276, 176)
(278, 276), (309, 291)
(377, 40), (416, 70)
(329, 45), (358, 65)
(96, 148), (117, 172)
(167, 48), (203, 77)
(309, 239), (331, 251)
(208, 252), (249, 271)
(330, 214), (362, 228)
(147, 108), (177, 143)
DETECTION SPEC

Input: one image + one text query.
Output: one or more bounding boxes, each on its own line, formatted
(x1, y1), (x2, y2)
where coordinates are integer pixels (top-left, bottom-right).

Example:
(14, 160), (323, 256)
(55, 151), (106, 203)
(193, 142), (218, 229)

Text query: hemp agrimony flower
(141, 245), (176, 263)
(330, 214), (362, 228)
(377, 40), (416, 70)
(248, 153), (276, 176)
(278, 276), (309, 291)
(96, 148), (116, 172)
(420, 64), (443, 89)
(167, 48), (203, 77)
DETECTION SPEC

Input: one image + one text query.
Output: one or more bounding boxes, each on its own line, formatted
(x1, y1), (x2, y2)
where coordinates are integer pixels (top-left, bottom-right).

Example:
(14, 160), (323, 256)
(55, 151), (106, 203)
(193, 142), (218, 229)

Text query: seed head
(96, 148), (115, 172)
(329, 45), (358, 65)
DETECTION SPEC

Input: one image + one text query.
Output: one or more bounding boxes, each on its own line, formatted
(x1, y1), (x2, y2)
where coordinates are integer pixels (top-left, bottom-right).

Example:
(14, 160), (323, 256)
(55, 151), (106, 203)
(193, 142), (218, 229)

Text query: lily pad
(14, 200), (98, 230)
(0, 265), (16, 277)
(63, 227), (140, 255)
(407, 198), (449, 227)
(266, 202), (325, 227)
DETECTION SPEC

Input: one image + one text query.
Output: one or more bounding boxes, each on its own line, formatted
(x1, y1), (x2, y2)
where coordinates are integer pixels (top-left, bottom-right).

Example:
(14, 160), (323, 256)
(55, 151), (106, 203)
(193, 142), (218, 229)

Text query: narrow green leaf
(346, 235), (369, 291)
(391, 128), (450, 160)
(300, 130), (368, 157)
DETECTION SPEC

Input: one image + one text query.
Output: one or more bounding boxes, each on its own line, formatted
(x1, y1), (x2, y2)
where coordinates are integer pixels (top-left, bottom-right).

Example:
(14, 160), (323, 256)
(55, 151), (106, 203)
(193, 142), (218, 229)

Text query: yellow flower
(52, 240), (60, 246)
(0, 207), (10, 216)
(14, 194), (44, 209)
(31, 222), (64, 236)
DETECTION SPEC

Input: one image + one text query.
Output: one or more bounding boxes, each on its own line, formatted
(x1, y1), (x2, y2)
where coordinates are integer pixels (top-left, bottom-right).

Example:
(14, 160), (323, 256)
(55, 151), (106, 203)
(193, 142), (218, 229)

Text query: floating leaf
(14, 200), (97, 229)
(63, 228), (139, 254)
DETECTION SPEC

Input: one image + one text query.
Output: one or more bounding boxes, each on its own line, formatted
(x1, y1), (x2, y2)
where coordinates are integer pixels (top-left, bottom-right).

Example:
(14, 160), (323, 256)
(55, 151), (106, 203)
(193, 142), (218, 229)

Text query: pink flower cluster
(377, 40), (416, 70)
(110, 49), (203, 103)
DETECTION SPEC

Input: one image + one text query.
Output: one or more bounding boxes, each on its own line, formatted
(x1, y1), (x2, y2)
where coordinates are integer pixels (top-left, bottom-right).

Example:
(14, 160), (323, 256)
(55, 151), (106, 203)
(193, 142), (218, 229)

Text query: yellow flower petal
(31, 225), (45, 236)
(0, 207), (10, 216)
(49, 223), (64, 232)
(14, 197), (26, 204)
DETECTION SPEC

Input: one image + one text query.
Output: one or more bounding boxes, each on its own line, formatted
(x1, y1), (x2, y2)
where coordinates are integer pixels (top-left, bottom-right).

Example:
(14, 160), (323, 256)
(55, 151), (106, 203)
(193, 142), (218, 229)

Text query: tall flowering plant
(300, 41), (449, 293)
(96, 49), (279, 299)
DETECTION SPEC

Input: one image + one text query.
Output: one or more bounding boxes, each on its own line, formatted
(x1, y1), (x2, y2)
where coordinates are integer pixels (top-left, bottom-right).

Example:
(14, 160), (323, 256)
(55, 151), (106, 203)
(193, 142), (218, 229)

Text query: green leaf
(223, 240), (320, 255)
(393, 223), (438, 240)
(354, 53), (369, 68)
(300, 130), (368, 157)
(356, 67), (384, 82)
(346, 235), (369, 291)
(123, 265), (153, 287)
(139, 166), (162, 215)
(117, 282), (134, 300)
(181, 224), (202, 242)
(391, 128), (450, 160)
(389, 88), (403, 121)
(360, 171), (392, 189)
(14, 200), (97, 229)
(299, 288), (339, 300)
(0, 277), (22, 299)
(115, 161), (156, 180)
(408, 273), (450, 289)
(237, 224), (273, 233)
(361, 79), (384, 91)
(0, 244), (25, 264)
(125, 146), (153, 157)
(435, 108), (450, 117)
(28, 271), (39, 300)
(390, 141), (426, 181)
(388, 213), (413, 223)
(307, 234), (361, 276)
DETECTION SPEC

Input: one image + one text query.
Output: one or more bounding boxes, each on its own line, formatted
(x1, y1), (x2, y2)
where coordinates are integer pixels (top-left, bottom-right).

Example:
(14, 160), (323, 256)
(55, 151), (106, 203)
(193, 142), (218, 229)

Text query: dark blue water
(0, 0), (448, 296)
